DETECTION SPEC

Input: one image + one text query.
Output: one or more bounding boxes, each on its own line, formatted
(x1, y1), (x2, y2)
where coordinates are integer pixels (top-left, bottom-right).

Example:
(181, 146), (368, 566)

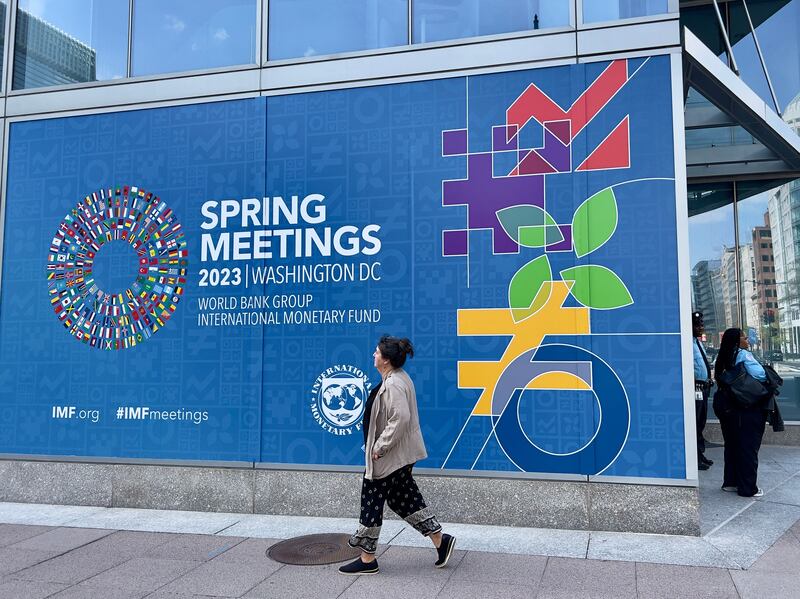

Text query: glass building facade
(683, 0), (800, 420)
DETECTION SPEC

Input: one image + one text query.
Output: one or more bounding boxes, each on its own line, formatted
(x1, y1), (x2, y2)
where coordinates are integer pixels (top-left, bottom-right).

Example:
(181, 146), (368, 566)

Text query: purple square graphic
(443, 129), (468, 156)
(492, 125), (518, 151)
(546, 225), (573, 252)
(443, 230), (468, 256)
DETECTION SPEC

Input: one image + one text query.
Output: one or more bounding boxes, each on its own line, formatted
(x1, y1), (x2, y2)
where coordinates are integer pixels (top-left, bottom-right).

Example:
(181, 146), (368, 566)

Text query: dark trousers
(719, 408), (766, 497)
(695, 386), (709, 456)
(349, 464), (441, 554)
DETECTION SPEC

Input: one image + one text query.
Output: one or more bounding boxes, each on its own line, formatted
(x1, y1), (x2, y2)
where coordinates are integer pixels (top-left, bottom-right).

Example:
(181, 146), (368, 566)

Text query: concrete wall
(0, 459), (700, 536)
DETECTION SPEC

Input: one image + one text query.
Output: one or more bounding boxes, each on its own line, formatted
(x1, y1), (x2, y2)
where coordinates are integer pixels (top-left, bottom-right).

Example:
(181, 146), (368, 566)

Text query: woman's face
(373, 346), (387, 370)
(739, 331), (749, 349)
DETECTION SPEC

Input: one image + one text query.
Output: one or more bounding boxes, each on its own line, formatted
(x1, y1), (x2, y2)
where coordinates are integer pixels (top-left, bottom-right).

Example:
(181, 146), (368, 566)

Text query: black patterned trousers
(348, 464), (442, 554)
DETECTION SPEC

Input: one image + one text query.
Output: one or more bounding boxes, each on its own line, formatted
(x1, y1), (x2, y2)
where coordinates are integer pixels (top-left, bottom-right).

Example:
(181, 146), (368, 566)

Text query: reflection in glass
(682, 0), (800, 113)
(738, 195), (777, 365)
(582, 0), (669, 24)
(690, 201), (737, 350)
(13, 0), (128, 90)
(413, 0), (570, 44)
(269, 0), (407, 60)
(132, 0), (257, 76)
(726, 0), (800, 112)
(684, 88), (757, 150)
(685, 125), (755, 149)
(688, 90), (800, 419)
(767, 94), (800, 419)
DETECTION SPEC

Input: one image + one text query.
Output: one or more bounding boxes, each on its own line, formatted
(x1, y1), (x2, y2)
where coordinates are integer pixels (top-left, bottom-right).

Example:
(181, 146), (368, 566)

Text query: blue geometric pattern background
(0, 55), (686, 478)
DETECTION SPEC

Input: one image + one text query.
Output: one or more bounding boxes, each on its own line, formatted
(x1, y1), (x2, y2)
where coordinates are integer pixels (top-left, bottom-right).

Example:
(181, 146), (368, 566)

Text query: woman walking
(339, 335), (456, 575)
(713, 328), (769, 497)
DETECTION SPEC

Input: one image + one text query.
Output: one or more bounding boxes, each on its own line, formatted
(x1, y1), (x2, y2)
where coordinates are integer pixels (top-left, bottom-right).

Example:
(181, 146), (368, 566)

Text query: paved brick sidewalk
(1, 519), (799, 599)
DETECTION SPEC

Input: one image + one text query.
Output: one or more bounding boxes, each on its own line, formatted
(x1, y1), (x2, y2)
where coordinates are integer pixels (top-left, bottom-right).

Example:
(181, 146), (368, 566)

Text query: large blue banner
(0, 55), (686, 478)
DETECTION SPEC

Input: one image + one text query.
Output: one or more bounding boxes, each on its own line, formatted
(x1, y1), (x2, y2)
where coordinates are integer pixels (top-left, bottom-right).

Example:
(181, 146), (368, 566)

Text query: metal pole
(712, 0), (740, 75)
(733, 181), (744, 328)
(408, 0), (413, 44)
(740, 0), (781, 114)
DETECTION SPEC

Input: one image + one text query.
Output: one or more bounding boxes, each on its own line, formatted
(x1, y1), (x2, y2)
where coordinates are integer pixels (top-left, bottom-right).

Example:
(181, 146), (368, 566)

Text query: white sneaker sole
(435, 537), (456, 569)
(338, 567), (379, 576)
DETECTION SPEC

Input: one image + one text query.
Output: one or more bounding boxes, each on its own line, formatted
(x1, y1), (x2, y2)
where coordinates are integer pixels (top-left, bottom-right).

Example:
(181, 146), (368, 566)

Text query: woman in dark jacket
(713, 328), (769, 497)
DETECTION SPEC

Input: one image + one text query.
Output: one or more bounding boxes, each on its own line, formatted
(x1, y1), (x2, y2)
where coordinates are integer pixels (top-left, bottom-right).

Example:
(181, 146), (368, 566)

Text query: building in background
(12, 8), (95, 89)
(692, 258), (723, 345)
(770, 94), (800, 355)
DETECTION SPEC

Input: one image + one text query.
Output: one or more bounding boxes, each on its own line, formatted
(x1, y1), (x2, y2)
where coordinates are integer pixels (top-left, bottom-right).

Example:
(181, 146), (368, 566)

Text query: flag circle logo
(46, 186), (188, 350)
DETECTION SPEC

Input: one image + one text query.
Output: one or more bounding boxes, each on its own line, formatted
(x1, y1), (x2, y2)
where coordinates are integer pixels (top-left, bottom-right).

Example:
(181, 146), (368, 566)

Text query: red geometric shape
(506, 60), (628, 143)
(575, 116), (630, 172)
(545, 120), (571, 145)
(517, 150), (557, 175)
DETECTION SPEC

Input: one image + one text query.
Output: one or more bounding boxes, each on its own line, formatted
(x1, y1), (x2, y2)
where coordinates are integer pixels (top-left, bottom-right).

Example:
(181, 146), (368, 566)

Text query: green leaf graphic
(572, 187), (617, 258)
(519, 225), (564, 247)
(498, 205), (561, 248)
(560, 265), (633, 310)
(509, 255), (552, 322)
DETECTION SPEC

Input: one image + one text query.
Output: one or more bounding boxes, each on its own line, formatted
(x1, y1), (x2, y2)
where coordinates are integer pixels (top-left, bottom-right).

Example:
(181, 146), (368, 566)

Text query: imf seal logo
(310, 365), (372, 435)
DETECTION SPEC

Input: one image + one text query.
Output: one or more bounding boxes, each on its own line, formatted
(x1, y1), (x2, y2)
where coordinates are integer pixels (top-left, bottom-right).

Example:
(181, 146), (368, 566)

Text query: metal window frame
(0, 0), (13, 94)
(127, 0), (133, 77)
(261, 0), (268, 64)
(3, 0), (17, 93)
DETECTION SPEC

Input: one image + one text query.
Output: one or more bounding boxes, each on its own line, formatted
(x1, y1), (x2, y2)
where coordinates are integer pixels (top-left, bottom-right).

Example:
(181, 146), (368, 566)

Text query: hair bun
(398, 338), (414, 359)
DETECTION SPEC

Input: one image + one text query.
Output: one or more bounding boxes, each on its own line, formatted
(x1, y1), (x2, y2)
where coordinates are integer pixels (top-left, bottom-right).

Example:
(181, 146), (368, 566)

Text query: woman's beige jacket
(364, 368), (427, 480)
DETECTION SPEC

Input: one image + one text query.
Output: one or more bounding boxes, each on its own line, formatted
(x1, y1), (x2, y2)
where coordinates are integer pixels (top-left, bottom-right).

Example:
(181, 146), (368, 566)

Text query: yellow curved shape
(458, 281), (590, 416)
(528, 371), (590, 390)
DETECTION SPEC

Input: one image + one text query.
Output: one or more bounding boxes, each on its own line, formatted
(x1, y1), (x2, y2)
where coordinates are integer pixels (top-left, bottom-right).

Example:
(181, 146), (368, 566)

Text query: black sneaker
(698, 461), (710, 471)
(699, 454), (714, 466)
(435, 534), (456, 568)
(338, 557), (379, 575)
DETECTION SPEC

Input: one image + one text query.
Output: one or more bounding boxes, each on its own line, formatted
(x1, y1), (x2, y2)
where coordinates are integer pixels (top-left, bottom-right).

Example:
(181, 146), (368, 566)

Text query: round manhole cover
(267, 533), (361, 565)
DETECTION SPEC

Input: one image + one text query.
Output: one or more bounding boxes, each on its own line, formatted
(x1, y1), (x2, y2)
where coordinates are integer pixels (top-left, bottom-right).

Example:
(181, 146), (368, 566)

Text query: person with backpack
(712, 327), (775, 497)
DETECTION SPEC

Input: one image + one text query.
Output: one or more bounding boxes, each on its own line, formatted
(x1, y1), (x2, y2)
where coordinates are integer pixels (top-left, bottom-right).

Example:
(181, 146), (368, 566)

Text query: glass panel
(413, 0), (570, 44)
(685, 125), (756, 150)
(12, 0), (128, 90)
(682, 0), (800, 112)
(269, 0), (407, 61)
(729, 0), (800, 112)
(132, 0), (257, 76)
(738, 194), (775, 365)
(690, 200), (738, 355)
(582, 0), (669, 24)
(767, 179), (800, 420)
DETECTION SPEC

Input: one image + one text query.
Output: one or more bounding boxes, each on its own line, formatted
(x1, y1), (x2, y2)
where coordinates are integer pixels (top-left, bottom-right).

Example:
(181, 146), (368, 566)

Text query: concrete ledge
(112, 465), (255, 513)
(254, 470), (362, 517)
(0, 461), (113, 506)
(589, 483), (700, 536)
(0, 459), (700, 535)
(705, 422), (800, 446)
(414, 476), (591, 530)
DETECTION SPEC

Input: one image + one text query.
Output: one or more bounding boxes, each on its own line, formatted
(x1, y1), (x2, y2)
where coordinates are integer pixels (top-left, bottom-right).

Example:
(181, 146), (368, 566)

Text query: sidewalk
(0, 444), (799, 598)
